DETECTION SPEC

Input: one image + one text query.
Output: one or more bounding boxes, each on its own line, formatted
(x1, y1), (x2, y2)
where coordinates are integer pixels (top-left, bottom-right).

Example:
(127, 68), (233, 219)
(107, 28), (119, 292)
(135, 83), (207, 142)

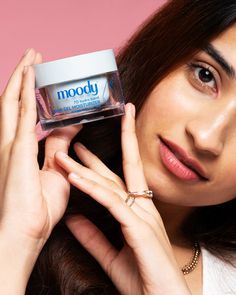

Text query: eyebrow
(202, 43), (235, 79)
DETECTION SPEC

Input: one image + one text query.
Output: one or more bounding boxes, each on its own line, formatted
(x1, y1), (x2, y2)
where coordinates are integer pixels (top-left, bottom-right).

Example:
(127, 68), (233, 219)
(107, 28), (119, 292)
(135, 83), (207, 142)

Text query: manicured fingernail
(126, 103), (135, 118)
(23, 66), (28, 74)
(24, 48), (31, 56)
(75, 142), (86, 149)
(69, 172), (81, 180)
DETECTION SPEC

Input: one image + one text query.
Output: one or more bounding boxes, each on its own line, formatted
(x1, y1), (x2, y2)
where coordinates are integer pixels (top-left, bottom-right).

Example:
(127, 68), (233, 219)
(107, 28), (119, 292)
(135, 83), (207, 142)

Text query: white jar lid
(33, 49), (117, 88)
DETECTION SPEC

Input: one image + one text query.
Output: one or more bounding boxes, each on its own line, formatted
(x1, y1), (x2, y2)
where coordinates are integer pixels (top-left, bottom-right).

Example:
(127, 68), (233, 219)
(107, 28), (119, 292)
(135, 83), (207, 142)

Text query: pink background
(0, 0), (165, 92)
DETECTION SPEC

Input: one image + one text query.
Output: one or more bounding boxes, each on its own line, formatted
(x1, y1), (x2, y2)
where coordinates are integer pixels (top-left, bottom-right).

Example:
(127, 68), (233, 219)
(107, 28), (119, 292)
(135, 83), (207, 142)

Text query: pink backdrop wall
(0, 0), (166, 92)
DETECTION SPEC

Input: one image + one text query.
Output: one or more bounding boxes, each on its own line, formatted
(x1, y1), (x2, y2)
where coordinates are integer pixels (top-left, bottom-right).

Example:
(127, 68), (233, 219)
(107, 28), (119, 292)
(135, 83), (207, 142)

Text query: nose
(185, 101), (236, 156)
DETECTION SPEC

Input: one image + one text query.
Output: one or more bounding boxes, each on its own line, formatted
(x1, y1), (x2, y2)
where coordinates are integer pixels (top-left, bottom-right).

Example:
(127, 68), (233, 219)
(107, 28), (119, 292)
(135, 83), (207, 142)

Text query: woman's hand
(54, 103), (191, 295)
(0, 49), (81, 292)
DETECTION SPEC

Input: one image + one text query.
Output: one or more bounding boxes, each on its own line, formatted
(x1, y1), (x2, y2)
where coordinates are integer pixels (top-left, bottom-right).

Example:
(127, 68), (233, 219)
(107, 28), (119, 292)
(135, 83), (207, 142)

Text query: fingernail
(65, 214), (85, 226)
(24, 48), (31, 56)
(126, 103), (135, 118)
(23, 66), (28, 74)
(75, 142), (86, 149)
(69, 172), (81, 180)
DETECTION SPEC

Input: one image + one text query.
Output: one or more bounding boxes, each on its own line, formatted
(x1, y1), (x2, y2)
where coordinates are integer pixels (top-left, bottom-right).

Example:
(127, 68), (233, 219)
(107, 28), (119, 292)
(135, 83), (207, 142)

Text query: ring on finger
(125, 190), (153, 207)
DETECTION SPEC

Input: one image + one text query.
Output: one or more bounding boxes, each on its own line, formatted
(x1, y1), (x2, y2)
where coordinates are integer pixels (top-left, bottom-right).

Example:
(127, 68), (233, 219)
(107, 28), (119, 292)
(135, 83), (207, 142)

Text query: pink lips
(159, 137), (208, 182)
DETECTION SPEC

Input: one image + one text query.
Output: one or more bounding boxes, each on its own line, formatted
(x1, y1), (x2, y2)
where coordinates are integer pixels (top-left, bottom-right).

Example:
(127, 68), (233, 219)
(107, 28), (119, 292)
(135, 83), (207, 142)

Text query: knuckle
(107, 192), (121, 209)
(89, 180), (100, 191)
(123, 157), (142, 168)
(19, 104), (27, 116)
(21, 84), (34, 95)
(121, 125), (136, 134)
(104, 247), (118, 277)
(105, 176), (119, 188)
(21, 84), (27, 94)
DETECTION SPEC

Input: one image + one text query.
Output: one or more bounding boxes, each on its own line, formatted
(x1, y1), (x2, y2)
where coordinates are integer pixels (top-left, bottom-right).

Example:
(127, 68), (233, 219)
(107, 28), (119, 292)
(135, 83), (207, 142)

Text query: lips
(159, 136), (208, 181)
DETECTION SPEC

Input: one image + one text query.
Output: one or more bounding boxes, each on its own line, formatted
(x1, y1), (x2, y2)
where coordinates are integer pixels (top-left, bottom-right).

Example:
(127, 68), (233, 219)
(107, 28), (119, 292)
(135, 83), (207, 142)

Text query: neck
(153, 199), (195, 246)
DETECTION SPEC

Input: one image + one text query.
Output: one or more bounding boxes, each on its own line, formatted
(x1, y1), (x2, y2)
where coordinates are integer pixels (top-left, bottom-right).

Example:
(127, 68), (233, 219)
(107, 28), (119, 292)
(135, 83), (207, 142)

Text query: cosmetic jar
(34, 49), (125, 130)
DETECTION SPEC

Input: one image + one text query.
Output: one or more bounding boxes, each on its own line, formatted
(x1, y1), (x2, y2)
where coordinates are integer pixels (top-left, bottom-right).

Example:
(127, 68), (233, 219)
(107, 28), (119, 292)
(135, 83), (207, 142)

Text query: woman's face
(136, 24), (236, 206)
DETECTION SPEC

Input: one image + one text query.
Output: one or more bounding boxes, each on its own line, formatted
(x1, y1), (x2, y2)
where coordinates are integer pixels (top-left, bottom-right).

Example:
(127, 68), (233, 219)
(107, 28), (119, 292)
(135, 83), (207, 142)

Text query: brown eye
(189, 63), (217, 91)
(198, 68), (214, 83)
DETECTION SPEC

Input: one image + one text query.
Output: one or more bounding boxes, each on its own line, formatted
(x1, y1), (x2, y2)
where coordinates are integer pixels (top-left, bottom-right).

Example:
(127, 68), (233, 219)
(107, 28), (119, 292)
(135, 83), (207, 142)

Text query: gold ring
(125, 190), (153, 207)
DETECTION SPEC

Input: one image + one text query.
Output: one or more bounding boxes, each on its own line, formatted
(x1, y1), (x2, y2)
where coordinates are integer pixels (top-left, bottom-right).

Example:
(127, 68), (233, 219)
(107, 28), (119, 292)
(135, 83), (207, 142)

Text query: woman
(0, 0), (235, 294)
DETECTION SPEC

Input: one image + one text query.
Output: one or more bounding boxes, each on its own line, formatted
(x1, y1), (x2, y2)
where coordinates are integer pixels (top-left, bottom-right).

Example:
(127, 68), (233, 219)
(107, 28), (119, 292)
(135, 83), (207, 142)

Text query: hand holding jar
(0, 48), (81, 293)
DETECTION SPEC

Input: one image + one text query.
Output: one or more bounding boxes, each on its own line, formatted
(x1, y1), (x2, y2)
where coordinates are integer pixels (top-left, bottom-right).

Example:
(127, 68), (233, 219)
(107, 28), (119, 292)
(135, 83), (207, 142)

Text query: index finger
(121, 103), (153, 209)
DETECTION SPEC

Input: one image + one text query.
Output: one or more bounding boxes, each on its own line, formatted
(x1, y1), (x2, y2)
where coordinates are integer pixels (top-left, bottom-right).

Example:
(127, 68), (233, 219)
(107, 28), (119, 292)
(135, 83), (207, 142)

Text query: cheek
(136, 73), (198, 135)
(211, 145), (236, 201)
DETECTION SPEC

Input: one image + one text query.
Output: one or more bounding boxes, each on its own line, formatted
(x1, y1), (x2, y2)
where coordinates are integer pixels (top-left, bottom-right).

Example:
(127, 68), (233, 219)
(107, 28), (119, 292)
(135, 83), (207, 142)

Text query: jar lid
(33, 49), (117, 88)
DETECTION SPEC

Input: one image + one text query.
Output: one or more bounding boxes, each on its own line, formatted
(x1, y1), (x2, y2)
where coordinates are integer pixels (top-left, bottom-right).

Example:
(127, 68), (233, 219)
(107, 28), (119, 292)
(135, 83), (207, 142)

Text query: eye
(196, 67), (214, 84)
(187, 62), (219, 94)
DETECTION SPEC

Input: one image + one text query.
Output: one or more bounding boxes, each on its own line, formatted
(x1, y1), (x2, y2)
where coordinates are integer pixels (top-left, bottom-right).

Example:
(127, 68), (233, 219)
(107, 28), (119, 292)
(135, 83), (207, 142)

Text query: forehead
(211, 24), (236, 65)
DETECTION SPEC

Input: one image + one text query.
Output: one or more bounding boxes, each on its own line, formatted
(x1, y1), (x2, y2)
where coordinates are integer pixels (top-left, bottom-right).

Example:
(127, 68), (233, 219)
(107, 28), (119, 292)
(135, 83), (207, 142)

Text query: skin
(0, 24), (235, 295)
(0, 49), (82, 293)
(135, 24), (236, 294)
(135, 25), (236, 241)
(57, 25), (236, 295)
(0, 49), (190, 295)
(136, 24), (236, 208)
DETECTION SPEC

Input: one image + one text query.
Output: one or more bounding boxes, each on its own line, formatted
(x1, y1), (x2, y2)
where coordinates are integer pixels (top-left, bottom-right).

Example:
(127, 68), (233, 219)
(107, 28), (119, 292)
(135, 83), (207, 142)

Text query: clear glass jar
(34, 49), (125, 130)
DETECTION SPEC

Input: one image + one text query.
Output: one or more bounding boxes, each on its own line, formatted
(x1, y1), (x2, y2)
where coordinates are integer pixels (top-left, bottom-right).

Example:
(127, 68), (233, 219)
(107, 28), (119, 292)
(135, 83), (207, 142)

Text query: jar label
(45, 76), (109, 115)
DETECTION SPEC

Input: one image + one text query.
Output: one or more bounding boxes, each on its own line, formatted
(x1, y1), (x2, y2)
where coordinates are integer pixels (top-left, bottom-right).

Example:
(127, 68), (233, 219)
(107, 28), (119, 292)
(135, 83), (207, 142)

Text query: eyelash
(187, 62), (219, 94)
